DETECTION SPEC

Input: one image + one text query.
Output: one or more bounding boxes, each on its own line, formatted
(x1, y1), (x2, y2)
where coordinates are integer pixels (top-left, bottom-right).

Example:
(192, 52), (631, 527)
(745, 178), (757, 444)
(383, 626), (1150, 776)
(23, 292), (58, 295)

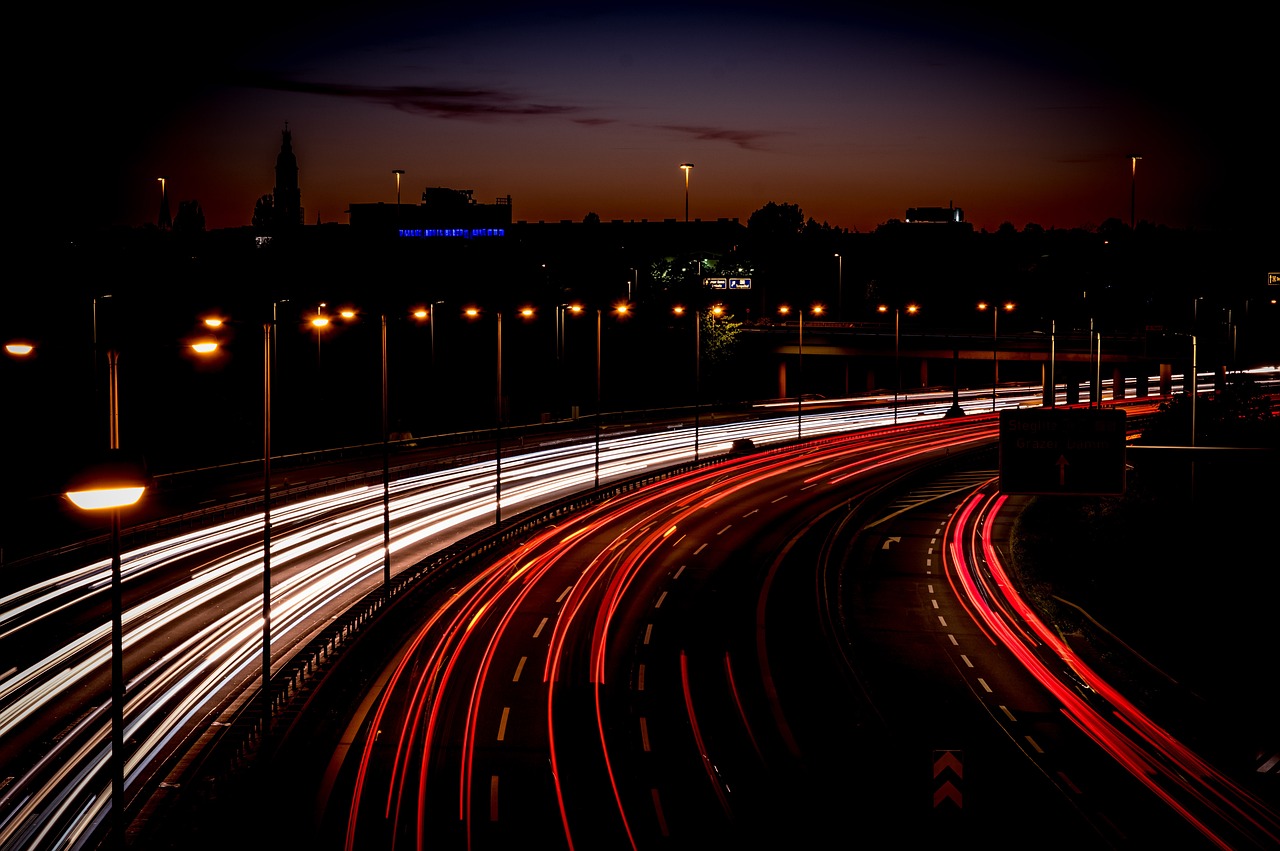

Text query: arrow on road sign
(1056, 454), (1069, 486)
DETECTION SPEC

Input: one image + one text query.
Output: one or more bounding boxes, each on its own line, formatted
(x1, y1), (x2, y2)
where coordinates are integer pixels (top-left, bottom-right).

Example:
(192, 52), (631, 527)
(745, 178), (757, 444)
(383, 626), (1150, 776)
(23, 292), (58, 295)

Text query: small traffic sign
(999, 408), (1127, 495)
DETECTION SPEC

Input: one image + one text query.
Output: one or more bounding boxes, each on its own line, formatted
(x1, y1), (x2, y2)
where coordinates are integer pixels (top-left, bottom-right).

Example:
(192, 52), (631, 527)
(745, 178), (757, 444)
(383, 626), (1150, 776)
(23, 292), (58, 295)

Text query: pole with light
(64, 348), (148, 850)
(977, 300), (1014, 412)
(878, 303), (919, 424)
(834, 254), (843, 320)
(779, 304), (822, 440)
(380, 312), (391, 589)
(392, 169), (405, 231)
(680, 163), (694, 223)
(1130, 154), (1141, 230)
(674, 304), (711, 461)
(465, 306), (506, 523)
(195, 314), (276, 750)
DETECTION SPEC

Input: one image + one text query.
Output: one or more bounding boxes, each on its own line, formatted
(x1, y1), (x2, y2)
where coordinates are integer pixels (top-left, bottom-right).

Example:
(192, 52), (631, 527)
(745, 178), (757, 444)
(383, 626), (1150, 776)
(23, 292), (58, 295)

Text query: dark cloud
(231, 73), (585, 120)
(655, 125), (777, 150)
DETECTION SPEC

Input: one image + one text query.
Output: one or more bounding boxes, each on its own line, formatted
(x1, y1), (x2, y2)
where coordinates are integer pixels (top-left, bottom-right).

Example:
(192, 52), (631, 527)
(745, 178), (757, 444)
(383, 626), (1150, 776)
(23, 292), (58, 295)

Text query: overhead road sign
(999, 408), (1127, 495)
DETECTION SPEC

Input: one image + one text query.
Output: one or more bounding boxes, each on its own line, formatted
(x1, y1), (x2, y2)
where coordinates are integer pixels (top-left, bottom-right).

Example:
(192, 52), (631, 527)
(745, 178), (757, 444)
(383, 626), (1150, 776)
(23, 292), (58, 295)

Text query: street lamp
(680, 163), (694, 222)
(1130, 154), (1141, 229)
(878, 303), (919, 423)
(674, 304), (719, 461)
(194, 314), (277, 751)
(312, 303), (330, 369)
(157, 176), (171, 230)
(834, 254), (843, 320)
(977, 300), (1014, 412)
(64, 348), (148, 850)
(779, 304), (822, 440)
(466, 306), (507, 523)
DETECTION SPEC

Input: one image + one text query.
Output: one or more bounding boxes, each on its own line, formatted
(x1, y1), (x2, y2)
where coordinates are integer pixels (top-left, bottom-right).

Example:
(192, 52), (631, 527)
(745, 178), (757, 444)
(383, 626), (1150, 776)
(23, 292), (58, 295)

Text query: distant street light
(834, 254), (843, 320)
(393, 169), (405, 232)
(194, 313), (277, 752)
(1130, 154), (1142, 229)
(680, 163), (694, 222)
(779, 304), (822, 439)
(878, 303), (919, 423)
(977, 300), (1015, 412)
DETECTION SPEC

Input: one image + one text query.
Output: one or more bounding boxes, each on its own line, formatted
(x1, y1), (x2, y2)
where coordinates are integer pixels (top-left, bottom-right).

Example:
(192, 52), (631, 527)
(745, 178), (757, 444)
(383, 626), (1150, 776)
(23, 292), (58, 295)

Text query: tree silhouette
(173, 200), (205, 234)
(252, 194), (274, 230)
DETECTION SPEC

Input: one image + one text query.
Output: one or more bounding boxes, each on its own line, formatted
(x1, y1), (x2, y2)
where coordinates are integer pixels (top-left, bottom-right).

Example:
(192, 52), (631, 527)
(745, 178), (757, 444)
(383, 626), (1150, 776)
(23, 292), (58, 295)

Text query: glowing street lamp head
(191, 340), (219, 354)
(311, 316), (330, 329)
(65, 449), (150, 511)
(5, 341), (34, 356)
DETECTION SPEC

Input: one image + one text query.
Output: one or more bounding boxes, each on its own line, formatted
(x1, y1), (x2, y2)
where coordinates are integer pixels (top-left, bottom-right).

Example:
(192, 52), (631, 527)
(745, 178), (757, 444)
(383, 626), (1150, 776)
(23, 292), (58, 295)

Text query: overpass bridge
(743, 320), (1223, 406)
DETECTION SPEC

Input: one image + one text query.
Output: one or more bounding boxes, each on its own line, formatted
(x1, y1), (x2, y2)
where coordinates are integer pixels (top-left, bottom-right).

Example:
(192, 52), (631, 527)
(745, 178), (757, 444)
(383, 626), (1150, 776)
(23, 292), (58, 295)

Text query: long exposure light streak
(3, 368), (1276, 849)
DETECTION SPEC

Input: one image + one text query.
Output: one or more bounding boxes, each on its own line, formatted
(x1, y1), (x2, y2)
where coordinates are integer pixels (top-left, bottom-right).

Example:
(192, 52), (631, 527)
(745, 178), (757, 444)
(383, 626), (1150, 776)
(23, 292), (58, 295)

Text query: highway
(202, 393), (1275, 850)
(2, 369), (1276, 850)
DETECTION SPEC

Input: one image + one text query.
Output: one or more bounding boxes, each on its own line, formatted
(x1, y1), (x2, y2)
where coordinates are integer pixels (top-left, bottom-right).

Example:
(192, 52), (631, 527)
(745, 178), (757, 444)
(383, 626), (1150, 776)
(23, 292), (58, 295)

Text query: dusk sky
(39, 1), (1269, 236)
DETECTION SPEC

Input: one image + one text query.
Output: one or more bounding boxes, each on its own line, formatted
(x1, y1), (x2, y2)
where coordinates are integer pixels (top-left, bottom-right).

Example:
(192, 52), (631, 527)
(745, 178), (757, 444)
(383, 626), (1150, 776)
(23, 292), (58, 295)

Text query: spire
(272, 122), (302, 228)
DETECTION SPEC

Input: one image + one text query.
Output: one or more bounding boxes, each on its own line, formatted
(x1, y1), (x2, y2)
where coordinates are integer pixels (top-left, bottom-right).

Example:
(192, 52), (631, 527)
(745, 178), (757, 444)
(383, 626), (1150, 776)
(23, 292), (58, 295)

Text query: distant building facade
(348, 187), (513, 238)
(904, 204), (964, 224)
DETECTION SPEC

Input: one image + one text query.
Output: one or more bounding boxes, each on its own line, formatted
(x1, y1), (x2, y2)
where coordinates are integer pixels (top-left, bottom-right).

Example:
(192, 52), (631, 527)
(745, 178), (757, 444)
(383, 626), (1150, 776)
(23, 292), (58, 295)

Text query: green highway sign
(999, 408), (1127, 495)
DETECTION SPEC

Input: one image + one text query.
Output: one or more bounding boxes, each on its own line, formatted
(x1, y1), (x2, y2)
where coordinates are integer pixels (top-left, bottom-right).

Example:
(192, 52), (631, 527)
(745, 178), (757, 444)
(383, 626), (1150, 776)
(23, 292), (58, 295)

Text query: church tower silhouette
(273, 123), (302, 228)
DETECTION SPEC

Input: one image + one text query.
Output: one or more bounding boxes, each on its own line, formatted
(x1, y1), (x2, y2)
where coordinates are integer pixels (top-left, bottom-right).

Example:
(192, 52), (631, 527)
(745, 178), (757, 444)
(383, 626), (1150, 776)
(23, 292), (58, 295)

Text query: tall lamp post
(195, 315), (276, 750)
(65, 348), (148, 850)
(977, 301), (1014, 412)
(680, 163), (694, 222)
(392, 169), (405, 231)
(1130, 154), (1141, 229)
(674, 304), (717, 461)
(380, 313), (391, 590)
(466, 307), (505, 523)
(779, 304), (822, 440)
(834, 254), (843, 320)
(878, 303), (919, 424)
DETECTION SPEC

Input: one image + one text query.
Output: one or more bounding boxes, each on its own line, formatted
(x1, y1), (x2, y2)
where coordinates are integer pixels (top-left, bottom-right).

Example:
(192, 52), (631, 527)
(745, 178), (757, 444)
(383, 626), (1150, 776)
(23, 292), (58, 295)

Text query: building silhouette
(272, 124), (303, 228)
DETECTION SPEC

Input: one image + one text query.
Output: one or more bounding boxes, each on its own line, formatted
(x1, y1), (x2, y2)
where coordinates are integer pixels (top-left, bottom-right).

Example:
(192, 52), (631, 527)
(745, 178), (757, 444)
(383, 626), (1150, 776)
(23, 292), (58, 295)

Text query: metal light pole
(106, 349), (127, 850)
(834, 253), (843, 320)
(695, 309), (701, 460)
(393, 169), (405, 232)
(380, 313), (391, 590)
(595, 308), (602, 487)
(979, 301), (1013, 412)
(63, 346), (150, 850)
(1049, 319), (1056, 407)
(496, 311), (503, 523)
(260, 321), (273, 750)
(680, 163), (694, 222)
(1130, 154), (1141, 229)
